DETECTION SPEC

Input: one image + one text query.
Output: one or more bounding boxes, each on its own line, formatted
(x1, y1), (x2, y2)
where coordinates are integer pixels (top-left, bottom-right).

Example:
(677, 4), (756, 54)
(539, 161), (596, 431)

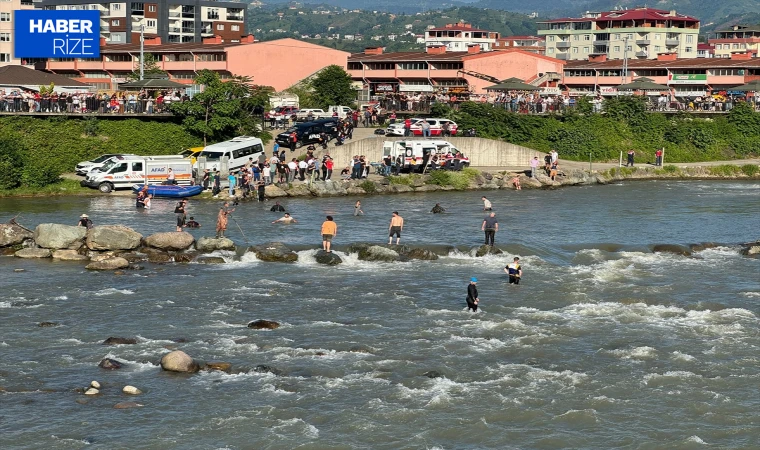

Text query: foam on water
(671, 351), (697, 362)
(686, 435), (707, 445)
(741, 292), (760, 298)
(643, 371), (704, 386)
(271, 418), (319, 439)
(0, 301), (11, 308)
(607, 346), (658, 360)
(91, 288), (135, 296)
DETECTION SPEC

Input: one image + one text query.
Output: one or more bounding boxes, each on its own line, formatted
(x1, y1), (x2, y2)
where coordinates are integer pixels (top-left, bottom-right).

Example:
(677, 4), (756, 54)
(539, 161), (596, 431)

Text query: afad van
(81, 155), (192, 193)
(382, 140), (470, 173)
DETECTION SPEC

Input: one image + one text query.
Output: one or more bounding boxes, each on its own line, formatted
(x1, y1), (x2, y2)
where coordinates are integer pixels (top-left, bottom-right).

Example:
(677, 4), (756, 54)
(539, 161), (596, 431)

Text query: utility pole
(132, 18), (145, 80)
(622, 35), (629, 84)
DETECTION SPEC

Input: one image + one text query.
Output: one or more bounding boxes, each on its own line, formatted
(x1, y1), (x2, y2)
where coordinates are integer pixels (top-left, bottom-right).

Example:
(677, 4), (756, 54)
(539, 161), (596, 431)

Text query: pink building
(347, 46), (565, 96)
(43, 37), (350, 92)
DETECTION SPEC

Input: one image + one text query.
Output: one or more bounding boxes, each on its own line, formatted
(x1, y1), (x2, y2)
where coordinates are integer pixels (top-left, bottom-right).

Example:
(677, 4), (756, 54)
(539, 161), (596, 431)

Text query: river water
(1, 181), (759, 449)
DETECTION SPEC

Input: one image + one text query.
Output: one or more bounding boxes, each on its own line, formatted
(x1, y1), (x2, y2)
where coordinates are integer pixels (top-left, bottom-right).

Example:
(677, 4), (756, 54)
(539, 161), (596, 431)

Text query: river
(2, 180), (759, 449)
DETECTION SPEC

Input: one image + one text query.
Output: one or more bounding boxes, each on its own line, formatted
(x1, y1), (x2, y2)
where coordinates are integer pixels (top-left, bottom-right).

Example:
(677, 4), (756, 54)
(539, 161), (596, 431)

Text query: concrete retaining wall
(324, 136), (539, 169)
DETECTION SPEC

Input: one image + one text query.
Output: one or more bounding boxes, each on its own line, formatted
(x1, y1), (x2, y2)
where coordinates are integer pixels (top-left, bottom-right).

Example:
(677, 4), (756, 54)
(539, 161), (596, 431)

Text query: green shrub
(388, 174), (417, 186)
(741, 164), (759, 177)
(427, 170), (473, 190)
(427, 170), (453, 186)
(708, 165), (741, 177)
(21, 159), (62, 188)
(359, 180), (376, 193)
(662, 165), (679, 174)
(0, 137), (24, 189)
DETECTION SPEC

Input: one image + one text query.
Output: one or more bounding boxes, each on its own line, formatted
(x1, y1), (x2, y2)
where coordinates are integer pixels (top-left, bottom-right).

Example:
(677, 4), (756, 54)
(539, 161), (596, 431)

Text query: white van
(194, 136), (265, 173)
(328, 105), (353, 119)
(75, 153), (136, 175)
(81, 155), (192, 193)
(382, 140), (470, 172)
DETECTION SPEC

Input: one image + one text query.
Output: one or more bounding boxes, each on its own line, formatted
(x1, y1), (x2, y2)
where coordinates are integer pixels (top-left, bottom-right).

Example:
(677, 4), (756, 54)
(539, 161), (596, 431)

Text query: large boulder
(314, 249), (343, 265)
(402, 247), (439, 261)
(741, 241), (760, 257)
(248, 319), (280, 330)
(652, 244), (692, 256)
(143, 232), (195, 251)
(251, 242), (298, 263)
(196, 236), (235, 252)
(264, 184), (288, 198)
(160, 350), (200, 373)
(86, 226), (142, 251)
(358, 245), (400, 262)
(52, 249), (88, 261)
(34, 223), (86, 249)
(195, 256), (227, 264)
(86, 257), (130, 271)
(286, 183), (312, 197)
(14, 248), (52, 258)
(102, 337), (138, 345)
(475, 245), (503, 257)
(0, 221), (33, 247)
(98, 358), (124, 370)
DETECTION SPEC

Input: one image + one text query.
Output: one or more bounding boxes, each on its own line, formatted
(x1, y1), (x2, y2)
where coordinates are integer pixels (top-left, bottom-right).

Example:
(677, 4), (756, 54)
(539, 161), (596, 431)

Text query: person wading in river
(216, 201), (235, 238)
(388, 211), (404, 245)
(505, 257), (523, 285)
(466, 278), (480, 312)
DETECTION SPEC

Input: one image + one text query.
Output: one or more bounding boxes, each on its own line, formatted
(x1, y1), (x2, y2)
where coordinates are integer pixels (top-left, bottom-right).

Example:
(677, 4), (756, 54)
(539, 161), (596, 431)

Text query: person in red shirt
(404, 118), (412, 137)
(324, 157), (334, 181)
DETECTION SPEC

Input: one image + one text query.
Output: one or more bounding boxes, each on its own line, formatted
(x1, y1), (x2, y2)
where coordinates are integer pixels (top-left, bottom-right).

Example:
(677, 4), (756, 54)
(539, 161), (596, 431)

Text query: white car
(295, 109), (327, 121)
(386, 118), (458, 137)
(75, 154), (135, 175)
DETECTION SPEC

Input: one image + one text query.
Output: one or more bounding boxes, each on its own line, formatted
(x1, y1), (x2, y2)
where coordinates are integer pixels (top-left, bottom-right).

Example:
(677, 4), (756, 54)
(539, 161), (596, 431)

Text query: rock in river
(14, 248), (52, 259)
(195, 236), (235, 252)
(475, 245), (503, 257)
(86, 225), (143, 251)
(114, 402), (143, 409)
(86, 257), (130, 271)
(38, 321), (59, 327)
(143, 232), (195, 251)
(102, 337), (137, 345)
(160, 350), (200, 373)
(52, 249), (88, 261)
(358, 245), (399, 262)
(0, 220), (33, 247)
(98, 358), (124, 370)
(314, 249), (343, 265)
(122, 385), (142, 395)
(248, 319), (280, 330)
(34, 223), (86, 249)
(251, 242), (298, 263)
(204, 362), (232, 372)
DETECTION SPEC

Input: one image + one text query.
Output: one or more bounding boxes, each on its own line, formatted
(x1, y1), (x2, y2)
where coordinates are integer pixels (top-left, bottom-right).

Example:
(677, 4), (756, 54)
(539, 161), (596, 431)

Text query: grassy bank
(434, 98), (760, 163)
(0, 179), (94, 198)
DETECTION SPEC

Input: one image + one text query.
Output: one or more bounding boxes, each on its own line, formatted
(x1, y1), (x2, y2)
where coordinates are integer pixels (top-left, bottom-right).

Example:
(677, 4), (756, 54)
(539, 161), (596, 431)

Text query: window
(626, 45), (632, 51)
(685, 47), (693, 53)
(217, 24), (224, 31)
(112, 4), (121, 10)
(196, 53), (226, 61)
(572, 47), (578, 53)
(614, 46), (620, 52)
(583, 47), (589, 53)
(111, 34), (122, 42)
(654, 34), (661, 40)
(131, 3), (144, 10)
(112, 19), (120, 26)
(615, 34), (621, 40)
(0, 13), (10, 21)
(733, 43), (740, 49)
(0, 33), (10, 42)
(584, 34), (591, 41)
(654, 45), (660, 52)
(626, 34), (633, 40)
(0, 53), (11, 62)
(231, 25), (239, 31)
(573, 35), (578, 41)
(548, 35), (554, 42)
(147, 20), (156, 27)
(132, 162), (143, 171)
(347, 62), (362, 70)
(547, 47), (554, 54)
(709, 69), (745, 76)
(112, 163), (128, 173)
(149, 5), (155, 12)
(398, 62), (427, 70)
(686, 35), (694, 44)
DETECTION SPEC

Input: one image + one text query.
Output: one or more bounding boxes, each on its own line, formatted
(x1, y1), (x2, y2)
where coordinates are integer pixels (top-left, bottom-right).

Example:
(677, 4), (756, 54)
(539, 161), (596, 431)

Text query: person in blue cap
(466, 277), (480, 311)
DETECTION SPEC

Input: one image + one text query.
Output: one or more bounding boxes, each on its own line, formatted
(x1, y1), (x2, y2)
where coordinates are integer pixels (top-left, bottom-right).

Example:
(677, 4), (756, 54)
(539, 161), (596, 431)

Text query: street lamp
(132, 19), (145, 80)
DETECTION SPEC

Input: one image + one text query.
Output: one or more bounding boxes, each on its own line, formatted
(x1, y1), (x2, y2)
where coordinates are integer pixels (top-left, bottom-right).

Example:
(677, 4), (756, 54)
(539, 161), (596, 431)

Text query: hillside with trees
(247, 5), (539, 52)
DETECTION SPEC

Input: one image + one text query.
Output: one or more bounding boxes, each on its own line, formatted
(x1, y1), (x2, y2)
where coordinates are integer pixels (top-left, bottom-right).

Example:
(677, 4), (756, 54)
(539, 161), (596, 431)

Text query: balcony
(169, 12), (181, 18)
(665, 39), (680, 46)
(182, 13), (195, 18)
(555, 52), (569, 60)
(555, 41), (571, 49)
(227, 14), (243, 21)
(207, 14), (219, 20)
(636, 39), (650, 45)
(594, 39), (609, 45)
(169, 27), (181, 33)
(635, 51), (649, 57)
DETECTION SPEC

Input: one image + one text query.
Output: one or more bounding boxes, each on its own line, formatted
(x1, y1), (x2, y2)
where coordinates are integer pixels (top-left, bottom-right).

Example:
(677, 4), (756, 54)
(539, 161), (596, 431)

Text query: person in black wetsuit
(270, 202), (285, 212)
(466, 278), (480, 312)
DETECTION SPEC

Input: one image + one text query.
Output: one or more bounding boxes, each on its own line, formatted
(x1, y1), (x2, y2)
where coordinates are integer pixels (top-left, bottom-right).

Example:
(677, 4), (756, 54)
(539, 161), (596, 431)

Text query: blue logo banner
(14, 10), (100, 58)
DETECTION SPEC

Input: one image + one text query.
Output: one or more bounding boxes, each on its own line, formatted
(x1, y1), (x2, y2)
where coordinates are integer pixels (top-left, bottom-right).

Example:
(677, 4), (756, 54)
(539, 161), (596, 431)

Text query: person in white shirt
(298, 159), (308, 181)
(287, 159), (297, 182)
(481, 196), (492, 211)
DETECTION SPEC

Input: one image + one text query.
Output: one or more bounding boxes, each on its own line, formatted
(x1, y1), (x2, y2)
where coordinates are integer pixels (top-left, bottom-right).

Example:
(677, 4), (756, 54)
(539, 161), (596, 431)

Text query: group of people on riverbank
(0, 89), (186, 114)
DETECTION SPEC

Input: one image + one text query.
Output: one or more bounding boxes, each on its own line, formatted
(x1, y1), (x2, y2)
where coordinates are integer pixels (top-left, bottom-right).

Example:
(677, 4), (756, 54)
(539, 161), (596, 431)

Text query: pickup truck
(295, 109), (327, 121)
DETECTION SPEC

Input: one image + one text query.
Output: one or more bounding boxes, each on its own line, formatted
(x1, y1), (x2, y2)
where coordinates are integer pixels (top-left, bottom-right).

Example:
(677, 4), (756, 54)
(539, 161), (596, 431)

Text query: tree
(310, 65), (356, 109)
(126, 53), (168, 82)
(170, 70), (259, 145)
(0, 136), (24, 190)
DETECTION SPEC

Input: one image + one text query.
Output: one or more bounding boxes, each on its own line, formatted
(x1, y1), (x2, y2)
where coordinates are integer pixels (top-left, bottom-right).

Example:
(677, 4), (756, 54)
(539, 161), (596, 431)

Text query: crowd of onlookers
(0, 89), (188, 114)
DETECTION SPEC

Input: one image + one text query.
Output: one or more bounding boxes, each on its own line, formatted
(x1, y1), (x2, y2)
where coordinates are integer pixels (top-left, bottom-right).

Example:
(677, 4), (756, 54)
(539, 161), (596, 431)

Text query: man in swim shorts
(388, 211), (404, 245)
(321, 216), (337, 252)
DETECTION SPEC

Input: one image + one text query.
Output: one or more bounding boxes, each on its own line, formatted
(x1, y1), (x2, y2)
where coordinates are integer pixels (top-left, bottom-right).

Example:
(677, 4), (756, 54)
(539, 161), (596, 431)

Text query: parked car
(275, 118), (340, 148)
(327, 105), (353, 119)
(75, 153), (135, 175)
(385, 118), (459, 137)
(273, 106), (299, 118)
(295, 109), (327, 121)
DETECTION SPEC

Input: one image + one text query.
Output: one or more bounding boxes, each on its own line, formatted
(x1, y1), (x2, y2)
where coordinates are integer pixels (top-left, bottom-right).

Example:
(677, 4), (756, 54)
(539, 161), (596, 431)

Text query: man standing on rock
(388, 211), (404, 245)
(466, 277), (480, 312)
(216, 201), (235, 238)
(481, 212), (498, 247)
(321, 216), (337, 253)
(530, 156), (540, 178)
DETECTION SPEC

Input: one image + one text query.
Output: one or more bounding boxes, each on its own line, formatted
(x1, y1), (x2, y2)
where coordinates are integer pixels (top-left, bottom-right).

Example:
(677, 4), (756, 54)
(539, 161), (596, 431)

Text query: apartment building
(424, 22), (500, 52)
(494, 36), (545, 55)
(0, 0), (36, 67)
(39, 0), (246, 44)
(537, 7), (699, 61)
(709, 25), (760, 59)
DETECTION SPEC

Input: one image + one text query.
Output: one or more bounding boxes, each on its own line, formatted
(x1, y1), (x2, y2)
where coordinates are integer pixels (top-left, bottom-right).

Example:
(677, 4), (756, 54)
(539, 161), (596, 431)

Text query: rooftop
(539, 7), (699, 24)
(349, 51), (475, 62)
(0, 65), (89, 88)
(565, 58), (760, 70)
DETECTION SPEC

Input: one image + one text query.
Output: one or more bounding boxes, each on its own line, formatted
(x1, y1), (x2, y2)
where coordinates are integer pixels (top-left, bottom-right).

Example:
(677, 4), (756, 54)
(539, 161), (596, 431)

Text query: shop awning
(729, 79), (760, 92)
(399, 84), (434, 92)
(484, 77), (540, 91)
(617, 77), (669, 91)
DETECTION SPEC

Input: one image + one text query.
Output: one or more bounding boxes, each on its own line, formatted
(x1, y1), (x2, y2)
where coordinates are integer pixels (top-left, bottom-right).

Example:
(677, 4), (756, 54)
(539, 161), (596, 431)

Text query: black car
(275, 118), (339, 148)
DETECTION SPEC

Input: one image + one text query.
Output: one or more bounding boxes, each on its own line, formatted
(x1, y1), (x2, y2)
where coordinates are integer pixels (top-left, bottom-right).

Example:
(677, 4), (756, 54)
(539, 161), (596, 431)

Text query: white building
(424, 21), (500, 52)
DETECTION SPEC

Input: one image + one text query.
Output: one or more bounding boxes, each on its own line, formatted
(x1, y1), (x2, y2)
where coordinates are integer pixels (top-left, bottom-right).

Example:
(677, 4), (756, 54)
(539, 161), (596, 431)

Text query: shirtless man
(388, 211), (404, 245)
(272, 213), (297, 224)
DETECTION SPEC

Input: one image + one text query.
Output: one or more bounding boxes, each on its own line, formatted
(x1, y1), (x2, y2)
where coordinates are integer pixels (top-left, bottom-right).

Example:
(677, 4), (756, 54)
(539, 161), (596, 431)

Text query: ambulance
(381, 140), (470, 173)
(80, 155), (193, 193)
